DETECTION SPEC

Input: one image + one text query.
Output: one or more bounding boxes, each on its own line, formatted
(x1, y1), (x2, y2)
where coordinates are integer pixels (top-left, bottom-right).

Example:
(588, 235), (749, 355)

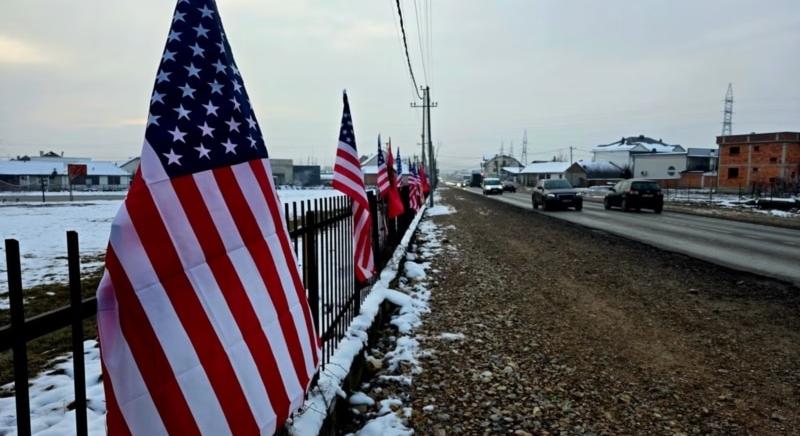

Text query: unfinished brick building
(716, 132), (800, 192)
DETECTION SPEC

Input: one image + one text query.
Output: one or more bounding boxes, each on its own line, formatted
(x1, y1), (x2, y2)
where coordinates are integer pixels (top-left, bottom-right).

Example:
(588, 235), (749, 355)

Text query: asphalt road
(462, 187), (800, 286)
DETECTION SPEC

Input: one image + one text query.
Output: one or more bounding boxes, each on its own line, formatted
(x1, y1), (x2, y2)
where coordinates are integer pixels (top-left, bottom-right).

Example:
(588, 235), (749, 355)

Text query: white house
(592, 135), (685, 171)
(482, 154), (523, 178)
(631, 153), (687, 180)
(519, 161), (571, 186)
(0, 158), (131, 191)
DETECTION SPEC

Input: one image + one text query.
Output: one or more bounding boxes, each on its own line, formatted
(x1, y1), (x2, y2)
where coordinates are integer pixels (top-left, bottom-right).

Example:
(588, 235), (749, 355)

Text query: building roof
(570, 160), (624, 179)
(593, 135), (684, 153)
(0, 160), (129, 176)
(501, 166), (522, 174)
(686, 148), (718, 157)
(520, 161), (571, 174)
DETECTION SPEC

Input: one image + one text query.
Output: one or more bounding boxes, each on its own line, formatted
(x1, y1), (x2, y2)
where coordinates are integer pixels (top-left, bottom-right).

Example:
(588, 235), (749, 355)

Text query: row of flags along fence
(0, 185), (421, 436)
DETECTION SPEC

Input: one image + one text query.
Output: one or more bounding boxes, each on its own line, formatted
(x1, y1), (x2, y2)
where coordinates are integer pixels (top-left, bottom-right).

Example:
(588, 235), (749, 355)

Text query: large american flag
(332, 92), (375, 283)
(96, 1), (319, 434)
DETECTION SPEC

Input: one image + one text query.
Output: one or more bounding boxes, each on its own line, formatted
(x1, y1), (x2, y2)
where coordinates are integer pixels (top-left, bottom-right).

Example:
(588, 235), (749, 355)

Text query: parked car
(482, 177), (503, 195)
(502, 181), (517, 193)
(531, 179), (582, 211)
(604, 179), (663, 213)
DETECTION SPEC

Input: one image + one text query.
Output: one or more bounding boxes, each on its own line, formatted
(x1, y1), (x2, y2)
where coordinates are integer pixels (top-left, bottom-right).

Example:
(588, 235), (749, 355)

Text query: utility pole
(722, 83), (733, 136)
(569, 146), (573, 164)
(500, 141), (504, 156)
(509, 141), (514, 161)
(411, 86), (438, 206)
(521, 129), (528, 165)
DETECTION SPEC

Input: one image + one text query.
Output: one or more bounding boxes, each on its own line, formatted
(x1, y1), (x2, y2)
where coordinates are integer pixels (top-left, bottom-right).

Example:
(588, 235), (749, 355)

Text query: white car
(482, 178), (503, 195)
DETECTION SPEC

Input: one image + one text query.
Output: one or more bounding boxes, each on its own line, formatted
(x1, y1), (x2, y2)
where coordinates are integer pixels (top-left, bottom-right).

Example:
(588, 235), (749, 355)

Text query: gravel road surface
(409, 188), (800, 435)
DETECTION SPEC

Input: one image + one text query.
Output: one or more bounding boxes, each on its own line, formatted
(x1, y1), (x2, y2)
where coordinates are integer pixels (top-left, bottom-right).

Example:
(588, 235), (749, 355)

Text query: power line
(412, 0), (429, 85)
(394, 0), (423, 100)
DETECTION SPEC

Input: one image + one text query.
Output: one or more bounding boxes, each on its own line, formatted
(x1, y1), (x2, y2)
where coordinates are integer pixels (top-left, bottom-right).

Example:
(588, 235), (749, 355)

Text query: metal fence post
(67, 231), (88, 436)
(303, 211), (320, 336)
(6, 239), (31, 436)
(367, 190), (380, 269)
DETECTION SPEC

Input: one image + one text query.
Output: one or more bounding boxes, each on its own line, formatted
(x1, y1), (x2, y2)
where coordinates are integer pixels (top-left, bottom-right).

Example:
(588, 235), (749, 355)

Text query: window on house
(729, 146), (740, 155)
(770, 157), (778, 164)
(753, 145), (760, 152)
(108, 176), (121, 185)
(727, 168), (739, 179)
(752, 167), (758, 173)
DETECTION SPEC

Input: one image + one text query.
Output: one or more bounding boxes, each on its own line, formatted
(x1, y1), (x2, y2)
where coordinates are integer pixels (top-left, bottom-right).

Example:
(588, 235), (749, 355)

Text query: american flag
(377, 137), (404, 219)
(96, 1), (319, 434)
(395, 147), (403, 188)
(332, 92), (375, 283)
(408, 161), (422, 210)
(376, 135), (390, 194)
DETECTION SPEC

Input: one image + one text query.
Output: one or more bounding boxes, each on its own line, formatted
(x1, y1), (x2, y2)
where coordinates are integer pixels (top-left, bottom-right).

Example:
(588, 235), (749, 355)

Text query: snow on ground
(0, 340), (105, 435)
(0, 188), (340, 308)
(287, 206), (429, 435)
(0, 200), (122, 300)
(344, 201), (451, 436)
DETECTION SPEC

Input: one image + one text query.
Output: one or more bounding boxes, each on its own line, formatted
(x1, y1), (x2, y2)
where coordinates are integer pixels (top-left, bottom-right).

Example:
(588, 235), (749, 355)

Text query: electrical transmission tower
(722, 83), (733, 136)
(521, 129), (528, 164)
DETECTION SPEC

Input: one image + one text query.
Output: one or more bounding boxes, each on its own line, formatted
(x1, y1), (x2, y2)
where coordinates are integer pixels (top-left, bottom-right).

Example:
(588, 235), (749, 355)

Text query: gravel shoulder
(409, 188), (800, 435)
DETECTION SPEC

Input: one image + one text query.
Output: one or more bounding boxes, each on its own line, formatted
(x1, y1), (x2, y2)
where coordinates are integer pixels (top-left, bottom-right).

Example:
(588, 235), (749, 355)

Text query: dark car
(502, 181), (517, 193)
(531, 179), (583, 211)
(604, 179), (663, 213)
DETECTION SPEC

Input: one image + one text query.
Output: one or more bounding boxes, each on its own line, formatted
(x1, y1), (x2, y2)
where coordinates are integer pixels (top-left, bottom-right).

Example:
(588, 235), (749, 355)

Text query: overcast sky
(1, 0), (798, 171)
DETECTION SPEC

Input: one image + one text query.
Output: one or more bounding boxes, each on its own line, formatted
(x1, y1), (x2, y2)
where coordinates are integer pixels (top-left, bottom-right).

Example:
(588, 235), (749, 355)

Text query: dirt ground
(409, 188), (800, 435)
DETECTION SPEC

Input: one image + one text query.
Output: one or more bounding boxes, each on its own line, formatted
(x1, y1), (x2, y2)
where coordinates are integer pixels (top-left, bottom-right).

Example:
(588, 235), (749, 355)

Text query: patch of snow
(425, 204), (456, 216)
(348, 392), (375, 406)
(0, 340), (105, 435)
(422, 404), (435, 413)
(403, 262), (427, 280)
(353, 410), (412, 436)
(437, 332), (465, 341)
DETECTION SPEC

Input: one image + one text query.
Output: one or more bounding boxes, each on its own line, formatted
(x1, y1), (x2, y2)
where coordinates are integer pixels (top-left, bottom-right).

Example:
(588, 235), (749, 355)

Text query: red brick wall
(716, 132), (800, 190)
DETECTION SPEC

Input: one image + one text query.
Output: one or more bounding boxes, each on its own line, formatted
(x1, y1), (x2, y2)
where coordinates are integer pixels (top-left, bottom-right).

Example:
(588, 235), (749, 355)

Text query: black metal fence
(0, 186), (417, 436)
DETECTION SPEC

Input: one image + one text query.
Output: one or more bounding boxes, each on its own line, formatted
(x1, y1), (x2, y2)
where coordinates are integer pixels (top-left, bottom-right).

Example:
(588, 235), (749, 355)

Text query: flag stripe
(126, 182), (258, 435)
(104, 248), (201, 436)
(235, 163), (317, 375)
(212, 167), (312, 387)
(252, 159), (321, 367)
(194, 168), (310, 396)
(113, 202), (234, 436)
(97, 272), (166, 436)
(171, 174), (291, 428)
(100, 359), (133, 436)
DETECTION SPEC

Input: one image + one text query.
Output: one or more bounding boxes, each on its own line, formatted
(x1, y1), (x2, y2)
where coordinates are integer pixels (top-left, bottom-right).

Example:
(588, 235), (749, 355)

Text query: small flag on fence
(408, 160), (422, 210)
(394, 147), (403, 188)
(96, 1), (320, 434)
(419, 163), (431, 195)
(332, 91), (375, 283)
(376, 136), (404, 218)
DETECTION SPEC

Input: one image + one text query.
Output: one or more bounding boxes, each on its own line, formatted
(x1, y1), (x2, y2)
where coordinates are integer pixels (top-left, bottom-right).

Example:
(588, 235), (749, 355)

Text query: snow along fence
(0, 186), (420, 436)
